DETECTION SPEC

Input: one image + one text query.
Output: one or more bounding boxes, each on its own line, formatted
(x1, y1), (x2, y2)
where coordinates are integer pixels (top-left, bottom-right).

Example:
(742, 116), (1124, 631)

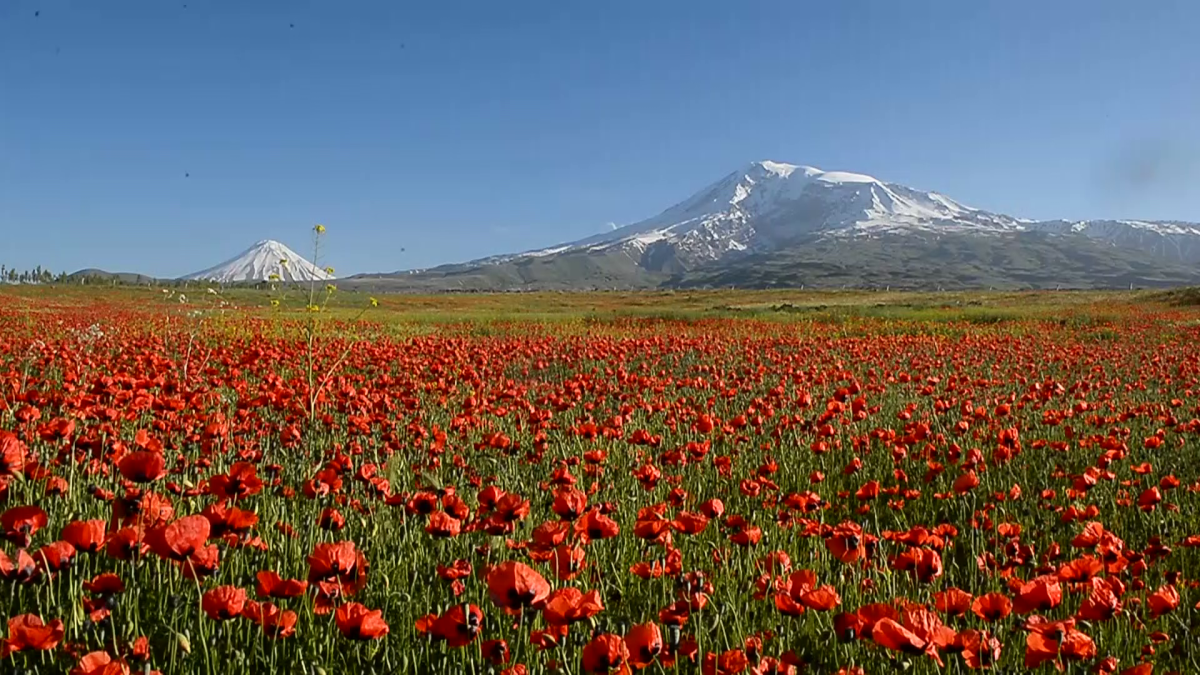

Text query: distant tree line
(0, 264), (70, 284)
(0, 263), (290, 290)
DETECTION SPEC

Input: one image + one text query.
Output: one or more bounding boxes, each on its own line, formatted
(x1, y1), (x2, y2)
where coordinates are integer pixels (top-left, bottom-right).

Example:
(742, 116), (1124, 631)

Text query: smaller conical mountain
(182, 240), (334, 283)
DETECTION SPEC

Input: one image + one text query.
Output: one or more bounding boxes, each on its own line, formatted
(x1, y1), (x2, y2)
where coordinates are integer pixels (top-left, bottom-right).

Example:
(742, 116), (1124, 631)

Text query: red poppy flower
(208, 462), (264, 500)
(752, 657), (797, 675)
(531, 520), (572, 551)
(1058, 556), (1104, 582)
(952, 471), (980, 494)
(1059, 628), (1096, 662)
(934, 588), (973, 617)
(730, 525), (763, 547)
(70, 651), (130, 675)
(1137, 486), (1162, 511)
(118, 451), (166, 483)
(1071, 521), (1105, 548)
(970, 593), (1012, 622)
(179, 543), (219, 580)
(530, 624), (569, 651)
(487, 561), (550, 611)
(624, 622), (662, 669)
(542, 587), (604, 626)
(582, 633), (630, 674)
(634, 513), (672, 543)
(426, 511), (462, 538)
(202, 502), (259, 537)
(854, 602), (900, 640)
(800, 585), (841, 611)
(202, 586), (247, 620)
(436, 559), (473, 581)
(1147, 584), (1180, 618)
(307, 540), (367, 592)
(892, 547), (943, 583)
(146, 515), (211, 561)
(478, 638), (508, 665)
(318, 508), (345, 531)
(871, 618), (926, 655)
(702, 648), (749, 675)
(1012, 575), (1062, 614)
(700, 499), (725, 519)
(334, 602), (389, 640)
(429, 604), (484, 648)
(1, 505), (48, 547)
(901, 607), (954, 664)
(83, 573), (126, 595)
(552, 487), (588, 520)
(658, 600), (690, 627)
(832, 612), (864, 642)
(246, 602), (297, 639)
(33, 541), (75, 573)
(825, 521), (873, 564)
(577, 508), (621, 541)
(255, 570), (308, 598)
(0, 432), (27, 476)
(106, 526), (148, 560)
(757, 550), (792, 576)
(3, 614), (65, 653)
(114, 491), (175, 529)
(1077, 578), (1122, 621)
(1024, 619), (1093, 669)
(955, 629), (1001, 669)
(440, 492), (470, 520)
(550, 543), (587, 581)
(494, 493), (531, 522)
(303, 468), (343, 499)
(62, 519), (106, 554)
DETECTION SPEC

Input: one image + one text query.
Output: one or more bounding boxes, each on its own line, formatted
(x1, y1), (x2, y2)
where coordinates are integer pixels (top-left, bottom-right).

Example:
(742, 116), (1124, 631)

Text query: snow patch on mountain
(182, 240), (334, 283)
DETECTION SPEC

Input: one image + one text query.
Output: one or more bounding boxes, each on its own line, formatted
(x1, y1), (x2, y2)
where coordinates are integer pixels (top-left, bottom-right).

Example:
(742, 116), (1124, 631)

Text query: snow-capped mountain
(343, 159), (1200, 291)
(1024, 220), (1200, 265)
(183, 240), (334, 283)
(486, 160), (1200, 270)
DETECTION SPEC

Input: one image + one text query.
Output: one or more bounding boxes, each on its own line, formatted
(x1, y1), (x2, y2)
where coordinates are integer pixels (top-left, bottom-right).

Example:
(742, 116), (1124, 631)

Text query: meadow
(1, 284), (1198, 674)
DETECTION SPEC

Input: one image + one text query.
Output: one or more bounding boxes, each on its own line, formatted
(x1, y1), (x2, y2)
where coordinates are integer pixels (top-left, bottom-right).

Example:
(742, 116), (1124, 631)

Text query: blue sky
(2, 0), (1197, 277)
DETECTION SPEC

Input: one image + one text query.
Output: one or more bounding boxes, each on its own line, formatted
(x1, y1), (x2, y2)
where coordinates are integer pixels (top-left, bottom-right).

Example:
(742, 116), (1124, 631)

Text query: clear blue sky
(2, 0), (1198, 277)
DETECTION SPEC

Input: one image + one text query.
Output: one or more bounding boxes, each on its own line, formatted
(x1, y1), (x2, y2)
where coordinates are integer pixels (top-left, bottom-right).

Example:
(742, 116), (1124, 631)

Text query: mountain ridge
(345, 160), (1200, 291)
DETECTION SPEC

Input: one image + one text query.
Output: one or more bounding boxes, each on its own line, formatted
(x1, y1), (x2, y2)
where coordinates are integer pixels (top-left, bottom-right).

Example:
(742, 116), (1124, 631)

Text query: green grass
(3, 284), (1182, 326)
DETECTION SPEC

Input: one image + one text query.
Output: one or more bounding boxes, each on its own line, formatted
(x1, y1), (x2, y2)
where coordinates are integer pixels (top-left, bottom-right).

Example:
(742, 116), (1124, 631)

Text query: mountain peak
(746, 160), (880, 185)
(182, 239), (333, 283)
(752, 160), (800, 177)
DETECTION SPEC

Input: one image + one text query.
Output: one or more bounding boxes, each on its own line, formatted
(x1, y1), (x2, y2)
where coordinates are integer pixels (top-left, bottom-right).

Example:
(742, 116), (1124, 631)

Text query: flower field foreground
(2, 296), (1200, 674)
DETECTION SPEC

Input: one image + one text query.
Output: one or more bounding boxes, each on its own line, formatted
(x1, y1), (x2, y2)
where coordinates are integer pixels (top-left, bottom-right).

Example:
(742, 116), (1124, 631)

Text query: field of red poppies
(1, 288), (1199, 674)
